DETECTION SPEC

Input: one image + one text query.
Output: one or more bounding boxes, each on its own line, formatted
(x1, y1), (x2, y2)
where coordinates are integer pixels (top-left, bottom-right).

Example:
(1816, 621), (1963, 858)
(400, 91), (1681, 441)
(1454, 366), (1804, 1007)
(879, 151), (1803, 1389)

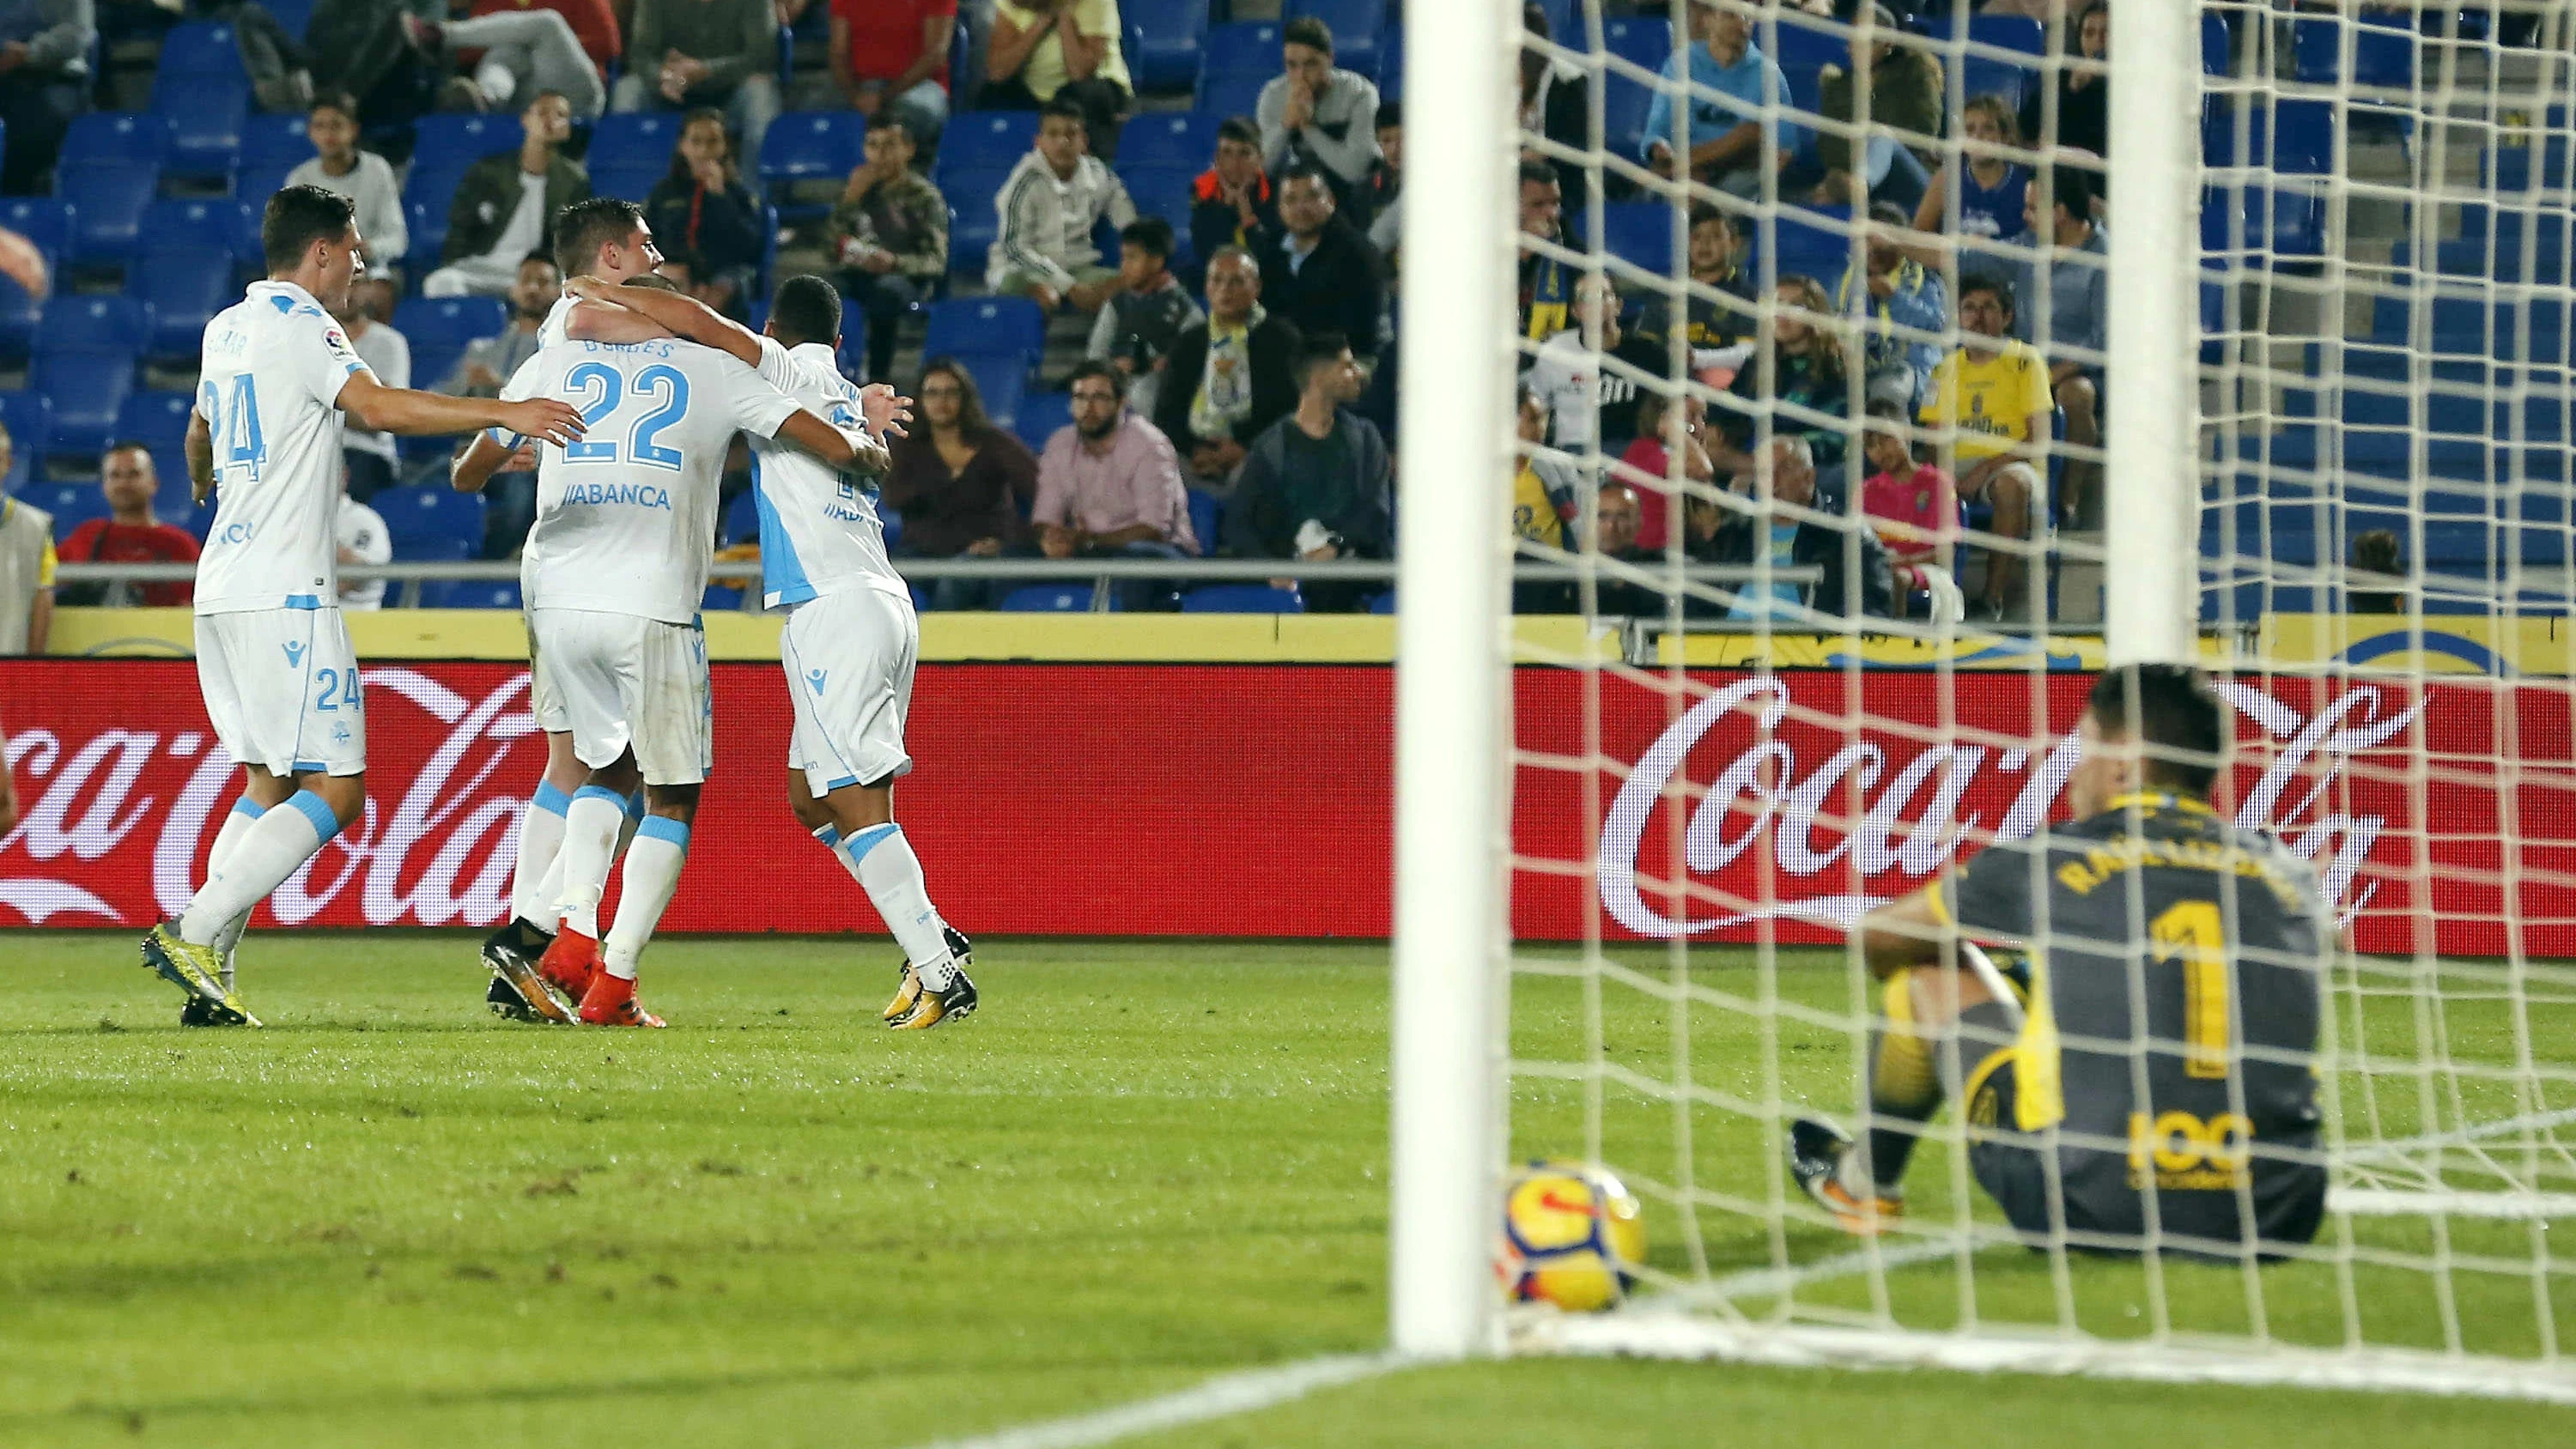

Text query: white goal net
(1393, 0), (2576, 1404)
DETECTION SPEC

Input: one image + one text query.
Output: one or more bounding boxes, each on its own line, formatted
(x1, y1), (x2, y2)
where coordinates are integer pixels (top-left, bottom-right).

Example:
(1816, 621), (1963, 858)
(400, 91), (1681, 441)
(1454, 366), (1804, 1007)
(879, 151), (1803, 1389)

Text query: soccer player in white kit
(570, 272), (977, 1028)
(140, 185), (586, 1026)
(452, 273), (886, 1027)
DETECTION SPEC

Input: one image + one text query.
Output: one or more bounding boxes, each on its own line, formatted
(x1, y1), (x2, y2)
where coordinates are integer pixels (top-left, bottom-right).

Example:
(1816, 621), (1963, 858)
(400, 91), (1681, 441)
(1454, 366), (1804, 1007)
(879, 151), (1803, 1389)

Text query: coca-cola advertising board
(0, 661), (2567, 955)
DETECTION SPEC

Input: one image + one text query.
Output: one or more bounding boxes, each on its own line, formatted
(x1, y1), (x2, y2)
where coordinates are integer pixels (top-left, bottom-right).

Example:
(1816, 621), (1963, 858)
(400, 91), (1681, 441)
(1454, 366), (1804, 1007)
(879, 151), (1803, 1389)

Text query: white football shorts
(521, 609), (570, 733)
(780, 587), (917, 794)
(194, 604), (368, 778)
(527, 608), (714, 785)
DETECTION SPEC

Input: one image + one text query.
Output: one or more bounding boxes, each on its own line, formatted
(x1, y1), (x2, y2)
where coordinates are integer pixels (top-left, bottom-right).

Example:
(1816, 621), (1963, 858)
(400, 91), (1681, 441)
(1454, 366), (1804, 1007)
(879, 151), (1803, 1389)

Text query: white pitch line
(900, 1353), (1404, 1449)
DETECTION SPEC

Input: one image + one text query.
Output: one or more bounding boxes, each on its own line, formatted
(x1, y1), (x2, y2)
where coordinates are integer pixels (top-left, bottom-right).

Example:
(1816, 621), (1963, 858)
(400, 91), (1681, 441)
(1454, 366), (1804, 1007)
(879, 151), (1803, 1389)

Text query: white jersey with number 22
(504, 336), (803, 625)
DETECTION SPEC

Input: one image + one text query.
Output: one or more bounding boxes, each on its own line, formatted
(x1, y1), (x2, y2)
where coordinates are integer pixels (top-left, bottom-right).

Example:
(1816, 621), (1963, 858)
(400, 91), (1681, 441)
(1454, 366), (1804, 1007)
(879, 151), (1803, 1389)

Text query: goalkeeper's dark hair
(2087, 663), (2227, 797)
(768, 274), (842, 349)
(262, 185), (356, 274)
(554, 195), (647, 280)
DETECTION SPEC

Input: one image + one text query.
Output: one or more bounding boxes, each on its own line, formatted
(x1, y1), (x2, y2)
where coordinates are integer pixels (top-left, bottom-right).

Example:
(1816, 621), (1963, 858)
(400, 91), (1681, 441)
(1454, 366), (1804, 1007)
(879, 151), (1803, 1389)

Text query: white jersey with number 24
(193, 280), (379, 614)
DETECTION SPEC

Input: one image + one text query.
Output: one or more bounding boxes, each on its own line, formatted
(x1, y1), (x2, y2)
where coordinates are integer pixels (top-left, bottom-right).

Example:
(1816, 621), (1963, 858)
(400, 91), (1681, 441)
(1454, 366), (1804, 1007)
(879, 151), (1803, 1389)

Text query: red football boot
(536, 924), (599, 1006)
(577, 969), (665, 1028)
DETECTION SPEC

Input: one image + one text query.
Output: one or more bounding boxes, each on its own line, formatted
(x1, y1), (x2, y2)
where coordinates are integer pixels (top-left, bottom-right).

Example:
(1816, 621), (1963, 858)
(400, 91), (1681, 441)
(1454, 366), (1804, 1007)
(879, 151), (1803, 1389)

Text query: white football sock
(811, 822), (869, 889)
(204, 798), (263, 982)
(552, 785), (627, 939)
(603, 817), (690, 981)
(845, 824), (957, 989)
(179, 791), (342, 945)
(512, 779), (573, 929)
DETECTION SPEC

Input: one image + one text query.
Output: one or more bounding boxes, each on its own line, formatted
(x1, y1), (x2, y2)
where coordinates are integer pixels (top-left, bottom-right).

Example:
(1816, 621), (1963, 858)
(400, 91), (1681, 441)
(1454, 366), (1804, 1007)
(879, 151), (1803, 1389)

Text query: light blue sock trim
(841, 822), (900, 865)
(283, 790), (342, 846)
(812, 823), (842, 850)
(532, 780), (573, 816)
(623, 790), (648, 822)
(229, 797), (267, 821)
(636, 815), (691, 851)
(570, 784), (626, 809)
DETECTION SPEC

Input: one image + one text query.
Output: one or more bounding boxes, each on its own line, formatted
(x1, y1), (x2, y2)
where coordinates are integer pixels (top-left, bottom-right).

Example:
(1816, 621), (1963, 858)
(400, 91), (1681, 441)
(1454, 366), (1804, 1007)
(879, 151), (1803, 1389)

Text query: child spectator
(1632, 204), (1759, 373)
(1189, 117), (1277, 281)
(828, 118), (949, 384)
(56, 445), (199, 608)
(1838, 202), (1947, 411)
(645, 108), (764, 321)
(1614, 390), (1716, 555)
(1085, 217), (1204, 425)
(1911, 94), (2030, 248)
(286, 92), (410, 280)
(1712, 276), (1856, 502)
(989, 97), (1137, 316)
(1857, 403), (1960, 616)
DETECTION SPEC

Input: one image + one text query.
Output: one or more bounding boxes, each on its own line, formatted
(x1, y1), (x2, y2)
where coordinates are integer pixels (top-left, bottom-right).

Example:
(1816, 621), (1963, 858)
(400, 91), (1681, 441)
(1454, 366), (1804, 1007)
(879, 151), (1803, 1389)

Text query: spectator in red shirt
(830, 0), (955, 150)
(57, 444), (199, 609)
(1856, 402), (1961, 617)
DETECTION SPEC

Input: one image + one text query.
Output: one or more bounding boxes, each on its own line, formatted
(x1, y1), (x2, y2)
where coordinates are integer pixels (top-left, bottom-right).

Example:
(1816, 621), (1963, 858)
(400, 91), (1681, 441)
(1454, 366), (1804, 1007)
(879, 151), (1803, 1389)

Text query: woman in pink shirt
(1857, 402), (1958, 604)
(1613, 391), (1715, 555)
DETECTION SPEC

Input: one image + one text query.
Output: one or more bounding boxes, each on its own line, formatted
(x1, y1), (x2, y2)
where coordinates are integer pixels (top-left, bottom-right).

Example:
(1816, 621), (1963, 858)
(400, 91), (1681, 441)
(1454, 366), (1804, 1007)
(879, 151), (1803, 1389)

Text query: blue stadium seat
(1765, 204), (1857, 286)
(0, 197), (70, 273)
(1118, 112), (1221, 172)
(1187, 488), (1220, 560)
(941, 166), (1012, 275)
(56, 113), (167, 265)
(758, 111), (866, 223)
(237, 118), (314, 192)
(720, 489), (758, 548)
(0, 274), (33, 361)
(1182, 584), (1303, 613)
(2202, 10), (2233, 75)
(1957, 55), (2035, 114)
(1123, 0), (1209, 93)
(999, 584), (1091, 612)
(41, 294), (148, 356)
(1600, 18), (1670, 158)
(393, 294), (507, 413)
(1197, 71), (1270, 126)
(1966, 14), (2045, 57)
(702, 580), (744, 611)
(961, 357), (1026, 428)
(118, 390), (194, 482)
(1765, 10), (1844, 73)
(940, 111), (1039, 173)
(135, 249), (234, 360)
(378, 487), (487, 561)
(136, 197), (256, 264)
(0, 390), (52, 490)
(413, 112), (524, 168)
(1366, 590), (1395, 614)
(923, 295), (1045, 368)
(2292, 15), (2415, 89)
(2203, 97), (2334, 174)
(1376, 22), (1402, 101)
(24, 479), (105, 537)
(588, 112), (685, 177)
(420, 579), (522, 609)
(1288, 0), (1382, 78)
(1198, 22), (1282, 109)
(1589, 201), (1678, 284)
(34, 354), (139, 458)
(151, 21), (251, 181)
(1115, 165), (1198, 266)
(1013, 389), (1071, 453)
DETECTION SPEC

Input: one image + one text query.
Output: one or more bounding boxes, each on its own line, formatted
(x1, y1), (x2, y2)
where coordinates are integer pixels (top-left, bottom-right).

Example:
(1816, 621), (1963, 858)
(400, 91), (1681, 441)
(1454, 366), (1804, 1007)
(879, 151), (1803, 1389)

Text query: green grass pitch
(0, 931), (2565, 1447)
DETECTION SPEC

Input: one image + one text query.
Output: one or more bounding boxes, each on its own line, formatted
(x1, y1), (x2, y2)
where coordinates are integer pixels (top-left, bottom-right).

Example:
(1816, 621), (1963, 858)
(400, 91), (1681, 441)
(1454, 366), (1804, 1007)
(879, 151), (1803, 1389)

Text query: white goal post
(1392, 0), (2576, 1400)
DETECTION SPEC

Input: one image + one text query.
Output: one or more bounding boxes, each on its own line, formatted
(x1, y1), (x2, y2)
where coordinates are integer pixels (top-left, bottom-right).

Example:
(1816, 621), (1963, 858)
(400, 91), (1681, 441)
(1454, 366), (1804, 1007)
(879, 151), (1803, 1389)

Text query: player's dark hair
(1959, 270), (2015, 319)
(262, 185), (356, 274)
(1283, 15), (1334, 55)
(2087, 663), (2227, 797)
(919, 355), (994, 440)
(1039, 95), (1088, 129)
(1119, 215), (1175, 262)
(622, 271), (683, 294)
(1216, 116), (1260, 150)
(1067, 359), (1125, 400)
(554, 196), (647, 281)
(2046, 164), (2099, 222)
(768, 273), (842, 349)
(1297, 332), (1351, 388)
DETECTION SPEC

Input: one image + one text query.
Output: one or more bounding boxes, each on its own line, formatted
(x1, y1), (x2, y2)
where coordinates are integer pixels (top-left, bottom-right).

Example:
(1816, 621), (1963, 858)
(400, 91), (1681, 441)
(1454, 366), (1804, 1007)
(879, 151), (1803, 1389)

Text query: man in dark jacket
(1251, 164), (1384, 362)
(1689, 436), (1896, 621)
(1155, 246), (1303, 494)
(1224, 332), (1390, 612)
(425, 89), (591, 298)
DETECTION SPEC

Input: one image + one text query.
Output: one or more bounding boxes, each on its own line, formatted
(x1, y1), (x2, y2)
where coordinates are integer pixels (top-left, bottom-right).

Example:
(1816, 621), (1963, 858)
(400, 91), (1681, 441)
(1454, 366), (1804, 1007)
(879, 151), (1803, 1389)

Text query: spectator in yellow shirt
(1918, 272), (2052, 622)
(982, 0), (1132, 161)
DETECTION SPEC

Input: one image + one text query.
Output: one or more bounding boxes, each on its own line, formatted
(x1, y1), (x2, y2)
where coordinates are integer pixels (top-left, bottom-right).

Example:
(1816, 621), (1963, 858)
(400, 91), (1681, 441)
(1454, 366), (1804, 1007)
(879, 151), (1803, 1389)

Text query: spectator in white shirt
(285, 92), (409, 280)
(332, 279), (411, 501)
(988, 95), (1137, 316)
(336, 470), (392, 611)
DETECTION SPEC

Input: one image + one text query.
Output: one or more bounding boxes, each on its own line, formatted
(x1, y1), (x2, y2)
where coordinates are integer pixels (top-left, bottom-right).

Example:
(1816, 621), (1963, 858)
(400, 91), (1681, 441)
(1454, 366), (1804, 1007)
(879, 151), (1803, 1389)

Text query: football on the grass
(1498, 1161), (1648, 1312)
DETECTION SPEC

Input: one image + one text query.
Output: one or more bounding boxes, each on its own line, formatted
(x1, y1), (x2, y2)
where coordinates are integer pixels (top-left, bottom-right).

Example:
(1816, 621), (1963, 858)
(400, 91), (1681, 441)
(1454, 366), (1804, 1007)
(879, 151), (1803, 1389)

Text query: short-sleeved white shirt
(744, 336), (908, 611)
(505, 336), (804, 624)
(193, 280), (378, 614)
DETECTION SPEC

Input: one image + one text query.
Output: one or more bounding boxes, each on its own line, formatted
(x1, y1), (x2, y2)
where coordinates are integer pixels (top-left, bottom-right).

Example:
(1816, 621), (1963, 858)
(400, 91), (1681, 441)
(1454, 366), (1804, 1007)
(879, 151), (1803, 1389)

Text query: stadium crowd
(0, 0), (2538, 635)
